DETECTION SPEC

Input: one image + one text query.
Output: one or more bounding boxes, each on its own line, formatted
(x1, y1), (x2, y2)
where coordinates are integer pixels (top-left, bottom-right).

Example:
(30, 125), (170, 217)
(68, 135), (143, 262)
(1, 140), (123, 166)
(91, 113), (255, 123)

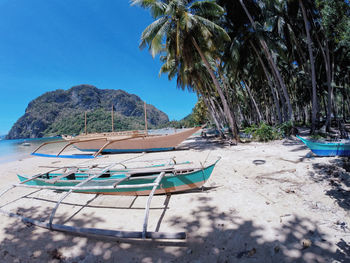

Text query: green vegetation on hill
(6, 85), (169, 139)
(44, 108), (150, 136)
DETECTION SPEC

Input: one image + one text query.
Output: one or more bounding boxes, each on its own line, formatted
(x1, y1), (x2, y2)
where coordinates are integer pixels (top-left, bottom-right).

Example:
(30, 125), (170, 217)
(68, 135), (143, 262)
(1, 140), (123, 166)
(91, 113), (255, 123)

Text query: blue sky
(0, 0), (197, 135)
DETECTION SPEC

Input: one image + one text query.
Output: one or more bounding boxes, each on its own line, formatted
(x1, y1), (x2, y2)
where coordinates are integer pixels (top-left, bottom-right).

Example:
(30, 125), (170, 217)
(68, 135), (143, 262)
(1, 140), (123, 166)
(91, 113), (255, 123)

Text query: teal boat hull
(296, 135), (350, 156)
(17, 163), (217, 195)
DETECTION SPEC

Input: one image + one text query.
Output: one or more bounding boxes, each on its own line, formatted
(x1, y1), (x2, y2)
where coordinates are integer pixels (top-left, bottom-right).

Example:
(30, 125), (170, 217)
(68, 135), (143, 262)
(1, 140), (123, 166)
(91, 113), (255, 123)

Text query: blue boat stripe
(31, 153), (95, 159)
(77, 147), (175, 153)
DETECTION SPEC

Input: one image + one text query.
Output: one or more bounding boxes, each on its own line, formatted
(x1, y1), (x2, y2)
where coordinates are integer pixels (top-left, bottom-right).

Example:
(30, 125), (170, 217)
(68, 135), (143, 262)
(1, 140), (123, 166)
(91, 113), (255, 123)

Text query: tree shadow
(309, 158), (350, 211)
(164, 196), (349, 263)
(177, 136), (233, 151)
(283, 137), (309, 152)
(0, 192), (349, 262)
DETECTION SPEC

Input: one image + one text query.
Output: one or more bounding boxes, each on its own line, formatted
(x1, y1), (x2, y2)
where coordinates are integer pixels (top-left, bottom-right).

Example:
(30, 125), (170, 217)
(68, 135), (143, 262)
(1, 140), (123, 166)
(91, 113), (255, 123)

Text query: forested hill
(6, 85), (169, 139)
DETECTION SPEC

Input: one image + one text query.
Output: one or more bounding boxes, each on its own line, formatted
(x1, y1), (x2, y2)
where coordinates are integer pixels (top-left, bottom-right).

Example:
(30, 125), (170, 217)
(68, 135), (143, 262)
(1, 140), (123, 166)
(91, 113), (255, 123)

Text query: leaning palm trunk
(239, 0), (293, 121)
(243, 80), (262, 123)
(212, 97), (228, 129)
(203, 96), (225, 138)
(315, 34), (332, 131)
(250, 41), (282, 124)
(192, 37), (239, 142)
(300, 0), (317, 134)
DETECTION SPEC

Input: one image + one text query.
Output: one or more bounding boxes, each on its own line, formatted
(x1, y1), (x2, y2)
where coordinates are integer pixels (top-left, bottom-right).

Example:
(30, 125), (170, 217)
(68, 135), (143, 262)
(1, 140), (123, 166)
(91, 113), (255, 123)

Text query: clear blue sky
(0, 0), (197, 135)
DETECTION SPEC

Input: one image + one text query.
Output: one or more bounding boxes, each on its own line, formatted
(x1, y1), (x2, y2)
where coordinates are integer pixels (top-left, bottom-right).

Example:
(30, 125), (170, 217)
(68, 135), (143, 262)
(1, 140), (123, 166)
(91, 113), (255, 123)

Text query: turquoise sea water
(0, 137), (62, 164)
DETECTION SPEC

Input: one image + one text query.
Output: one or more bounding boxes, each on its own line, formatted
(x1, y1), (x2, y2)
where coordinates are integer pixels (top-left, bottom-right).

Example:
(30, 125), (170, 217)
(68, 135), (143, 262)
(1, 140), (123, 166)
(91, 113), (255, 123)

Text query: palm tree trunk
(203, 96), (225, 138)
(212, 97), (227, 127)
(300, 0), (317, 134)
(315, 33), (332, 131)
(250, 41), (283, 124)
(325, 41), (332, 130)
(192, 37), (239, 142)
(243, 80), (262, 123)
(239, 80), (254, 124)
(239, 0), (293, 121)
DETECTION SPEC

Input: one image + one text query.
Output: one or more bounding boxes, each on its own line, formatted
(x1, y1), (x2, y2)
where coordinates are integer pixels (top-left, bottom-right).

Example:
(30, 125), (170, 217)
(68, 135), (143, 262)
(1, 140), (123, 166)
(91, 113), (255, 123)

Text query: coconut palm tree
(131, 0), (239, 141)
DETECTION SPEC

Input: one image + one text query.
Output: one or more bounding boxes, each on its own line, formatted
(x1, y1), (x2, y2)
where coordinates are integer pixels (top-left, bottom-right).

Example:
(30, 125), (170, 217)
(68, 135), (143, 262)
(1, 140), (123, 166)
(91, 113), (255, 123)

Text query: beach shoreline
(0, 135), (349, 262)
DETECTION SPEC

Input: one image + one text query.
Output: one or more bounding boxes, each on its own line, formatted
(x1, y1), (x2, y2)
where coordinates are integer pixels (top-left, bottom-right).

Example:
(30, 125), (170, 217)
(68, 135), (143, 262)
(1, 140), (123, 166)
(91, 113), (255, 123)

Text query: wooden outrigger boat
(32, 127), (201, 158)
(17, 157), (219, 195)
(31, 102), (202, 158)
(296, 135), (350, 156)
(0, 157), (220, 239)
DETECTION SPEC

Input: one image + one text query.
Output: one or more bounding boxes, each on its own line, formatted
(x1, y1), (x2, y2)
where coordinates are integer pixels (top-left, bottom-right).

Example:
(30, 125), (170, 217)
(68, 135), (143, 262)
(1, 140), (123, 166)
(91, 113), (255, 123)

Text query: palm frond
(151, 20), (171, 57)
(140, 17), (168, 49)
(190, 1), (225, 18)
(194, 15), (230, 42)
(131, 0), (167, 18)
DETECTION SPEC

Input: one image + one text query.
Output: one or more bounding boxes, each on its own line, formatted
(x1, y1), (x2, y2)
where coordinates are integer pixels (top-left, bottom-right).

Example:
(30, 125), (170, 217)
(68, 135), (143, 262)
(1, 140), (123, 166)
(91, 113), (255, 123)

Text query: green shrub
(243, 124), (257, 136)
(276, 121), (294, 137)
(243, 123), (281, 142)
(254, 123), (278, 141)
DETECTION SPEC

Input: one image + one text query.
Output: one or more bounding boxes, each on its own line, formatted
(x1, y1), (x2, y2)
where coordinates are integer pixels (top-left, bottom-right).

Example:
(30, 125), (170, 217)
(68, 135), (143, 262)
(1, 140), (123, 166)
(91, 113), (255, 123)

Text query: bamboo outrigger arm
(0, 163), (187, 240)
(0, 209), (186, 239)
(48, 163), (117, 229)
(33, 135), (147, 158)
(92, 135), (145, 158)
(32, 140), (67, 154)
(32, 137), (107, 157)
(142, 171), (165, 239)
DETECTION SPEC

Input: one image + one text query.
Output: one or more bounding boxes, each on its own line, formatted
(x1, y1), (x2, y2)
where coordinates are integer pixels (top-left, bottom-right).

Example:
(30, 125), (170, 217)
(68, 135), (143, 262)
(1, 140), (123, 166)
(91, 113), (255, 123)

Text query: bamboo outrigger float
(0, 157), (220, 240)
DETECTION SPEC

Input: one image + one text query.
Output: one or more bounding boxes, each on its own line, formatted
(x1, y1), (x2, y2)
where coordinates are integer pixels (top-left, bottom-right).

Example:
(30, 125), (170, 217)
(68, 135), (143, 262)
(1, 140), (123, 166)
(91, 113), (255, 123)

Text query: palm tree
(298, 0), (317, 133)
(131, 0), (239, 141)
(237, 0), (294, 121)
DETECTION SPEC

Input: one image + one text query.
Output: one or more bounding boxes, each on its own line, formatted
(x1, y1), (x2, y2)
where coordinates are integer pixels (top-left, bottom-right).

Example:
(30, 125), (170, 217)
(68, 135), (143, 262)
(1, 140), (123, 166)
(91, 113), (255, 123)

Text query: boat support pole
(0, 167), (69, 205)
(48, 163), (118, 229)
(0, 186), (16, 200)
(32, 140), (66, 154)
(142, 171), (165, 239)
(93, 136), (145, 158)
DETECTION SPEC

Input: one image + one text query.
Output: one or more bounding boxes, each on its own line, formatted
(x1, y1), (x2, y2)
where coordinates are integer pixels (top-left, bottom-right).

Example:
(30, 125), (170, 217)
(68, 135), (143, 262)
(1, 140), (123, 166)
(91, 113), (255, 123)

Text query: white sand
(0, 135), (349, 262)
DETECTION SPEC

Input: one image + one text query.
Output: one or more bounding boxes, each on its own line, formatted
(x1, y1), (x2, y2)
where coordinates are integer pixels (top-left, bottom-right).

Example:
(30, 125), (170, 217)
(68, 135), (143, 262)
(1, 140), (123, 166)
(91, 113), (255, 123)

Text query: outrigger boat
(296, 135), (350, 156)
(17, 157), (219, 195)
(31, 102), (202, 158)
(31, 127), (201, 158)
(0, 157), (220, 239)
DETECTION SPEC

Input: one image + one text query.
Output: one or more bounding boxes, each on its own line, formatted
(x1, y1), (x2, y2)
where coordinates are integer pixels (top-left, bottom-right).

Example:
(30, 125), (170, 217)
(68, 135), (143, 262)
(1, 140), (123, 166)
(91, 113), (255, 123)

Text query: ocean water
(0, 137), (62, 164)
(0, 128), (190, 164)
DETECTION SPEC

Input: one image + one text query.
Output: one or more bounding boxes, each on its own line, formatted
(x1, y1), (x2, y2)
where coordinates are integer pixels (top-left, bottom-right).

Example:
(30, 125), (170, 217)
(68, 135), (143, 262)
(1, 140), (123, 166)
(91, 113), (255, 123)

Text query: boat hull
(72, 127), (201, 153)
(17, 163), (216, 195)
(297, 135), (350, 156)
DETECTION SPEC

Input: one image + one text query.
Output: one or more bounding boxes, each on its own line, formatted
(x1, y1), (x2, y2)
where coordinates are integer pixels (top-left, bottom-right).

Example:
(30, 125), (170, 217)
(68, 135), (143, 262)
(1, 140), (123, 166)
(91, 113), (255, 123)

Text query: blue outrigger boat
(16, 158), (219, 195)
(296, 135), (350, 156)
(0, 158), (220, 239)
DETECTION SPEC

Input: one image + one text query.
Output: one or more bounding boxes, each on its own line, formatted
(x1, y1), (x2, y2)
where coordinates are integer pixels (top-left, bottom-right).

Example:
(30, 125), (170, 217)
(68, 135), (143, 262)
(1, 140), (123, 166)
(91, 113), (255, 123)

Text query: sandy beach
(0, 134), (349, 262)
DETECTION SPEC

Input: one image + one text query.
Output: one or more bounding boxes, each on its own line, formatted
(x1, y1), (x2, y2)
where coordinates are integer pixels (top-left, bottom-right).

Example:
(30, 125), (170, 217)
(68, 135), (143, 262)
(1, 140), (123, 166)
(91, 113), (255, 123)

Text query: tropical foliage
(44, 108), (150, 137)
(132, 0), (350, 140)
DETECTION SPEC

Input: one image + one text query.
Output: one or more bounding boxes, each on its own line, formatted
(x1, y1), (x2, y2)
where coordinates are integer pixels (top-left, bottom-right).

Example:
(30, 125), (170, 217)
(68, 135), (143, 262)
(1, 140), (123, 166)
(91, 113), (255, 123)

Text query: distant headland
(6, 85), (169, 139)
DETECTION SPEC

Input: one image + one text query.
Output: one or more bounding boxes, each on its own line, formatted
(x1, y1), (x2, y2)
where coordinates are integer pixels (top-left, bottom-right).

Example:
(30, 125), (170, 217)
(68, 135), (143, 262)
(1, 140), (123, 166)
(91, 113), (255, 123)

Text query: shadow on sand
(282, 137), (309, 153)
(308, 157), (350, 212)
(0, 190), (349, 262)
(177, 136), (234, 152)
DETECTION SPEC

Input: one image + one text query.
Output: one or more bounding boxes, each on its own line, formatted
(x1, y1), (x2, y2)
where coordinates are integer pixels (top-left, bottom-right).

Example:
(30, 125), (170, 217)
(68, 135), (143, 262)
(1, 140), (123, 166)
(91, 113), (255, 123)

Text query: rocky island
(6, 85), (169, 139)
